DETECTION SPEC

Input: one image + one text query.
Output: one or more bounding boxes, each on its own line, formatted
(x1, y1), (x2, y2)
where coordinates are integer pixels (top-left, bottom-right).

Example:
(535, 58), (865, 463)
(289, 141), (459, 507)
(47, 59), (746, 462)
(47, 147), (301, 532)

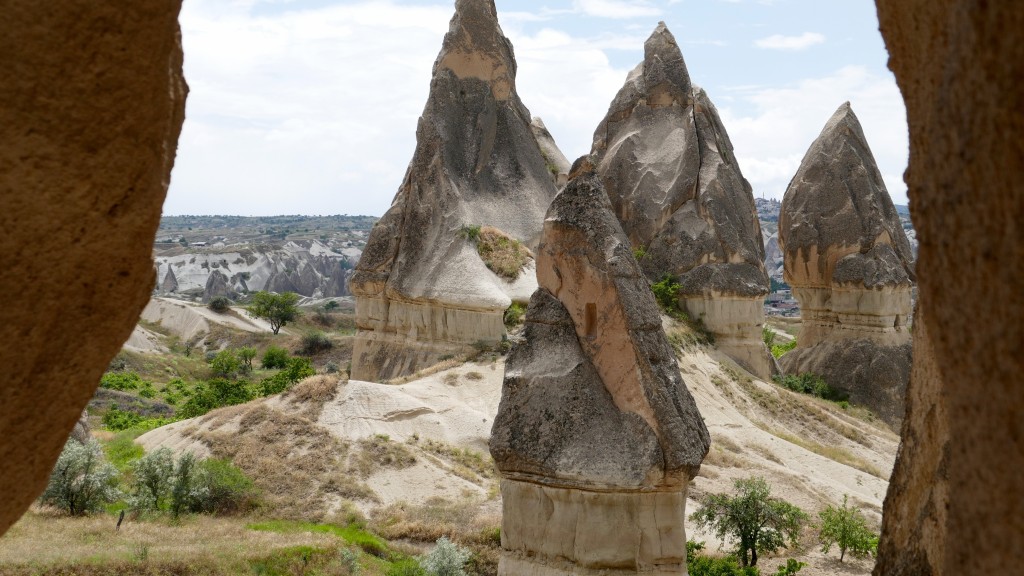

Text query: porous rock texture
(873, 1), (1024, 574)
(490, 157), (710, 576)
(592, 23), (772, 379)
(0, 0), (186, 536)
(349, 0), (560, 382)
(778, 103), (914, 428)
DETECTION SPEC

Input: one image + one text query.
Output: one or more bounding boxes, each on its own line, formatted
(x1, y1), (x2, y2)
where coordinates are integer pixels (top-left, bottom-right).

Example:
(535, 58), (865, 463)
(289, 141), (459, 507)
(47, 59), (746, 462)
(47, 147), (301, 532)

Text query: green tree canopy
(690, 476), (808, 567)
(245, 291), (299, 335)
(818, 494), (878, 562)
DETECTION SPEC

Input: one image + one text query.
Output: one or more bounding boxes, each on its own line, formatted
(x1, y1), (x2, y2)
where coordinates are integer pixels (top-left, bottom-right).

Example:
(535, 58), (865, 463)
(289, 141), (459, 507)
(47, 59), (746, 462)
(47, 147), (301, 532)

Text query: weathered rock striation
(778, 103), (915, 427)
(491, 157), (710, 576)
(0, 0), (186, 535)
(592, 23), (772, 378)
(349, 0), (560, 382)
(873, 1), (1024, 573)
(531, 117), (571, 188)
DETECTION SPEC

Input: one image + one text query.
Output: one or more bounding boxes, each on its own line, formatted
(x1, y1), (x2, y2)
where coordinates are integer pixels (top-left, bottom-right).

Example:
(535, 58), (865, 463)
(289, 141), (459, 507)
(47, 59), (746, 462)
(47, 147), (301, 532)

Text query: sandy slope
(139, 331), (896, 573)
(139, 297), (281, 341)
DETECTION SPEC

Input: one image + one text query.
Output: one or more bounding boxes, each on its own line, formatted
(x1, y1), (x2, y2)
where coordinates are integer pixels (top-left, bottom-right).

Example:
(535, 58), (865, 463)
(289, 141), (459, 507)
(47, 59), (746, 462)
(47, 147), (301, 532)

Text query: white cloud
(571, 0), (661, 19)
(717, 65), (909, 204)
(755, 31), (825, 50)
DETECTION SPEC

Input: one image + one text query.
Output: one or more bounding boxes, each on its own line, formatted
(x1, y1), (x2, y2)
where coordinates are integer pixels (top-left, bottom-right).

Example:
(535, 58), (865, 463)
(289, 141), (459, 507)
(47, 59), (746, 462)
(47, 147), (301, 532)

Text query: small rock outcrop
(491, 158), (710, 576)
(592, 23), (772, 378)
(349, 0), (561, 382)
(530, 117), (570, 187)
(778, 103), (915, 427)
(0, 0), (186, 535)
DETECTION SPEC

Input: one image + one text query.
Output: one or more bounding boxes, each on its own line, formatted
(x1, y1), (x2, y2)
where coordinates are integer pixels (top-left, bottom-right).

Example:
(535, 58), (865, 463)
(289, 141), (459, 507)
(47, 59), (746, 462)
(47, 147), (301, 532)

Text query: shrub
(457, 225), (481, 242)
(503, 302), (526, 328)
(773, 559), (806, 575)
(170, 452), (200, 519)
(818, 494), (878, 562)
(130, 447), (175, 511)
(632, 245), (649, 261)
(771, 340), (797, 358)
(40, 439), (121, 516)
(239, 347), (257, 372)
(262, 346), (290, 369)
(690, 477), (808, 567)
(260, 358), (316, 396)
(421, 536), (471, 576)
(102, 407), (144, 431)
(208, 296), (231, 313)
(773, 373), (848, 402)
(299, 331), (333, 355)
(99, 371), (145, 391)
(387, 559), (427, 576)
(210, 349), (241, 378)
(325, 300), (340, 311)
(192, 458), (260, 515)
(176, 378), (256, 419)
(762, 326), (776, 347)
(326, 361), (340, 374)
(651, 274), (681, 312)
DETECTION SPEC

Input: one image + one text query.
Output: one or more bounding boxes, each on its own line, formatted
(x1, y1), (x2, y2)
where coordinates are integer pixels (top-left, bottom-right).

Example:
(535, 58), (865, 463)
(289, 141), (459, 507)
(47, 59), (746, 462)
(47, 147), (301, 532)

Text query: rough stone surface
(873, 1), (1024, 574)
(0, 0), (186, 536)
(779, 103), (914, 428)
(491, 157), (709, 575)
(69, 411), (91, 445)
(531, 117), (571, 187)
(592, 23), (771, 378)
(349, 0), (559, 382)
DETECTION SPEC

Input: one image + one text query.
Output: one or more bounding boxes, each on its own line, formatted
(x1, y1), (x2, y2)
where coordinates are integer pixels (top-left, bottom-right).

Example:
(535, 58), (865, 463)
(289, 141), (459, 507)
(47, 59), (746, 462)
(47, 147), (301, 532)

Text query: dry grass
(350, 435), (417, 479)
(385, 358), (463, 385)
(0, 510), (336, 571)
(283, 375), (341, 420)
(475, 227), (532, 281)
(464, 371), (484, 381)
(416, 439), (497, 486)
(767, 427), (885, 479)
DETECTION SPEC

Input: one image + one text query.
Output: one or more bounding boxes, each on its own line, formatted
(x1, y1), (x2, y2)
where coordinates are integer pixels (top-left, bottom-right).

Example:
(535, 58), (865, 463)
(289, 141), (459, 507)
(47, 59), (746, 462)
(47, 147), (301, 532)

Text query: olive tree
(245, 291), (299, 335)
(690, 476), (808, 567)
(40, 439), (120, 515)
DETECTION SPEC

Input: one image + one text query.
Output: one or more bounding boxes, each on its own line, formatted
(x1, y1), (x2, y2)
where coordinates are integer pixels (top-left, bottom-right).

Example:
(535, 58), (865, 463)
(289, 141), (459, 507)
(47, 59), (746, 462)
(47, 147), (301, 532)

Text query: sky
(164, 0), (908, 216)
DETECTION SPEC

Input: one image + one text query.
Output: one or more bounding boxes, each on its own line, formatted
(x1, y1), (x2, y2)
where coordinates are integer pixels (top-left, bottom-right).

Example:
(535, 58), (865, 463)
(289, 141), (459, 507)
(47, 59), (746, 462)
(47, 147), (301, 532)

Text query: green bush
(260, 358), (316, 396)
(102, 407), (143, 431)
(773, 373), (848, 402)
(762, 326), (776, 347)
(771, 340), (797, 358)
(387, 559), (427, 576)
(130, 447), (175, 511)
(262, 346), (290, 369)
(40, 439), (121, 516)
(176, 378), (256, 419)
(193, 458), (260, 515)
(99, 371), (146, 391)
(299, 331), (333, 355)
(651, 274), (682, 312)
(503, 302), (526, 328)
(458, 225), (481, 242)
(421, 537), (470, 576)
(210, 349), (241, 378)
(773, 559), (806, 576)
(208, 296), (232, 313)
(818, 494), (878, 562)
(686, 541), (760, 576)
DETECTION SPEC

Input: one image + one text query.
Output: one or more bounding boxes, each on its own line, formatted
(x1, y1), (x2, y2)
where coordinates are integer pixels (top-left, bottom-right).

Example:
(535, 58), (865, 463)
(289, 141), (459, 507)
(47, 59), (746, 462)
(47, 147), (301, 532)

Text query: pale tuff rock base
(779, 103), (915, 428)
(683, 296), (773, 378)
(592, 23), (771, 379)
(491, 158), (709, 576)
(0, 1), (186, 535)
(873, 1), (1024, 573)
(498, 480), (688, 576)
(349, 0), (562, 382)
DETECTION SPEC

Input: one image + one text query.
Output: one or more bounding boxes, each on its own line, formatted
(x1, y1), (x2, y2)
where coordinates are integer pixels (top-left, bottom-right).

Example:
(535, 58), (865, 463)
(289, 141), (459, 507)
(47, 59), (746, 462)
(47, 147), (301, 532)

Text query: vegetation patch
(463, 226), (532, 281)
(651, 275), (714, 345)
(352, 435), (417, 478)
(767, 428), (884, 478)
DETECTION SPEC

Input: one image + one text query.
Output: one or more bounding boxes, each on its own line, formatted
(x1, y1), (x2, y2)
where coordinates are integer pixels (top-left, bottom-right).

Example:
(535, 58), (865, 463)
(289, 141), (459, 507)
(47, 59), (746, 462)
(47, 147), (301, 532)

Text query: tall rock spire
(778, 102), (915, 427)
(592, 22), (772, 378)
(349, 0), (564, 382)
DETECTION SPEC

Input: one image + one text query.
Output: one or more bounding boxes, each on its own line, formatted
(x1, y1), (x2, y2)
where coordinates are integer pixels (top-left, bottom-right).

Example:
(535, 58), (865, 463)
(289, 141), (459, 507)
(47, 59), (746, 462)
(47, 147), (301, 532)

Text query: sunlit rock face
(491, 158), (710, 576)
(348, 0), (562, 383)
(592, 23), (772, 379)
(778, 102), (915, 427)
(0, 0), (187, 536)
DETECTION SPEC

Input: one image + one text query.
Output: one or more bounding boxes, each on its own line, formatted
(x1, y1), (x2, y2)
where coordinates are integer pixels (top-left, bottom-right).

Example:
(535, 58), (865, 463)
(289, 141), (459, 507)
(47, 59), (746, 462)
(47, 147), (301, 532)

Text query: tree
(238, 347), (257, 373)
(818, 494), (878, 562)
(209, 349), (240, 378)
(245, 291), (299, 334)
(690, 476), (808, 567)
(40, 439), (120, 516)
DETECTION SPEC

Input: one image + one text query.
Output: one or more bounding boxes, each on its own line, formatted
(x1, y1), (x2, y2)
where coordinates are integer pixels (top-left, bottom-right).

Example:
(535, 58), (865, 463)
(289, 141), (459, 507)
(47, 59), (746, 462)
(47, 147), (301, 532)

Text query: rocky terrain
(349, 0), (562, 383)
(778, 103), (915, 427)
(592, 23), (773, 379)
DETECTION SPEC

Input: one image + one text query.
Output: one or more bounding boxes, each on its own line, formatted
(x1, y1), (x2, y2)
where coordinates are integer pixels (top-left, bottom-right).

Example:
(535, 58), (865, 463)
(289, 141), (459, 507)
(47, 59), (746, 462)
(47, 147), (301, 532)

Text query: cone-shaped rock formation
(779, 103), (915, 427)
(491, 157), (710, 576)
(592, 23), (772, 378)
(349, 0), (562, 382)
